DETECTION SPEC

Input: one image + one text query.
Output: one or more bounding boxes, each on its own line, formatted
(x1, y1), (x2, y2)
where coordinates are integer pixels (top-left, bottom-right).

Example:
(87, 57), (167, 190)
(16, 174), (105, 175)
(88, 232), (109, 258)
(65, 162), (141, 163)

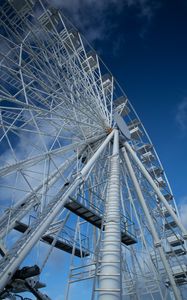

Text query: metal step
(0, 156), (76, 240)
(65, 198), (137, 246)
(171, 265), (187, 285)
(166, 247), (186, 256)
(65, 198), (102, 229)
(167, 234), (184, 247)
(165, 221), (177, 230)
(14, 221), (88, 258)
(121, 231), (137, 245)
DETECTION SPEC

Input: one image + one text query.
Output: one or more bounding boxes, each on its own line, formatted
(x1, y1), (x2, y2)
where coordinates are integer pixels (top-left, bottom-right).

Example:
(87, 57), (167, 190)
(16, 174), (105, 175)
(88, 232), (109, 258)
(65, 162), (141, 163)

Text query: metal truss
(0, 1), (186, 299)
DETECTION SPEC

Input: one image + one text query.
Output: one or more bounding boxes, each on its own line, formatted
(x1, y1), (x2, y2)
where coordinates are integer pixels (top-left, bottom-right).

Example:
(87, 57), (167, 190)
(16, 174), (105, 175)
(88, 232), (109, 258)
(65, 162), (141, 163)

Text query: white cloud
(127, 0), (160, 20)
(112, 34), (126, 57)
(176, 98), (187, 133)
(48, 0), (160, 43)
(49, 0), (120, 43)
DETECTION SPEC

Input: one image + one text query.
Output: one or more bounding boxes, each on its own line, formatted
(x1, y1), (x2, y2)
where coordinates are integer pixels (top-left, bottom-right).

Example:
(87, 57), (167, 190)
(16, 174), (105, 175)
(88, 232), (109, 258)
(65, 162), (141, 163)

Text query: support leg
(124, 142), (187, 239)
(122, 146), (182, 300)
(98, 130), (121, 300)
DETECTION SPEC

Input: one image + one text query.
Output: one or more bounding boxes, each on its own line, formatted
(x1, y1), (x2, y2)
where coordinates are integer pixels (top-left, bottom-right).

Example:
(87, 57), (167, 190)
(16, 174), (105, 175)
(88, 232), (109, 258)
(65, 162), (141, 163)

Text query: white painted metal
(122, 146), (182, 300)
(121, 166), (165, 300)
(0, 1), (186, 299)
(124, 141), (187, 238)
(0, 134), (105, 178)
(0, 131), (114, 291)
(0, 154), (77, 239)
(98, 130), (121, 300)
(113, 111), (131, 140)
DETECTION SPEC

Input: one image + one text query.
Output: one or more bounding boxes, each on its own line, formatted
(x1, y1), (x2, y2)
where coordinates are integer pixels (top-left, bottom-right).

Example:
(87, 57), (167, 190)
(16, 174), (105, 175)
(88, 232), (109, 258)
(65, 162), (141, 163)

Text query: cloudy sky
(43, 0), (187, 298)
(1, 0), (187, 299)
(46, 0), (187, 223)
(44, 0), (187, 222)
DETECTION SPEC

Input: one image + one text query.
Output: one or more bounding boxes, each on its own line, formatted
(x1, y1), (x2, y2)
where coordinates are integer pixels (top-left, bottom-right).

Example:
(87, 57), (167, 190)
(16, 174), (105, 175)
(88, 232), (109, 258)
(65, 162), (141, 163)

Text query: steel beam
(122, 146), (182, 300)
(98, 130), (121, 300)
(124, 141), (187, 239)
(0, 155), (76, 239)
(0, 131), (114, 291)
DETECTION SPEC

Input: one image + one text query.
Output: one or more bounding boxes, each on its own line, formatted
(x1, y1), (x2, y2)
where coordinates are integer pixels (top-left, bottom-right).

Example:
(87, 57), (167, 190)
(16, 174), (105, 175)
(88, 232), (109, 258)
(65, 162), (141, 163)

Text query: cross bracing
(0, 1), (186, 300)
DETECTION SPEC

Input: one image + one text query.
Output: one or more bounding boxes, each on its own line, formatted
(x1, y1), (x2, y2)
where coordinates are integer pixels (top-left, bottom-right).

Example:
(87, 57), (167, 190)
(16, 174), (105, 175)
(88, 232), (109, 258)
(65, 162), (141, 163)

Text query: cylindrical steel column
(98, 129), (121, 300)
(122, 146), (182, 300)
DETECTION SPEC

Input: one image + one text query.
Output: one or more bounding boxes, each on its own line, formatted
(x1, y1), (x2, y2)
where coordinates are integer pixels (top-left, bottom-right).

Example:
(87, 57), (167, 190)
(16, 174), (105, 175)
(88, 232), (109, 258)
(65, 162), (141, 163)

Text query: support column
(98, 129), (121, 300)
(122, 146), (182, 300)
(0, 131), (114, 292)
(124, 141), (187, 239)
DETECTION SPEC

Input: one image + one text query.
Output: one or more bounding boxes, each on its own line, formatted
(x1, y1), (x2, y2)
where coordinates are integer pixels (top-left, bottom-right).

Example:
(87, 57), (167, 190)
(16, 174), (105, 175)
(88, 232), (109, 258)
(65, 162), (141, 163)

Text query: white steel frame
(0, 1), (186, 299)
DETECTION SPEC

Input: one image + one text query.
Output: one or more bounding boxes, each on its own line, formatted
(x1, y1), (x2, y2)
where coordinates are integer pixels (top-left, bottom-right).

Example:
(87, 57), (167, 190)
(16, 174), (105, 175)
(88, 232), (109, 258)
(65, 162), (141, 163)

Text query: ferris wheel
(0, 1), (187, 299)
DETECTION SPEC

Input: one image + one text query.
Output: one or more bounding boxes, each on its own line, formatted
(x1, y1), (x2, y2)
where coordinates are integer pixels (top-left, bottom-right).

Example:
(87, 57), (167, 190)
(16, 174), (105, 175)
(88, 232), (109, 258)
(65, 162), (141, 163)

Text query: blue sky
(44, 1), (187, 297)
(1, 0), (187, 299)
(56, 0), (187, 220)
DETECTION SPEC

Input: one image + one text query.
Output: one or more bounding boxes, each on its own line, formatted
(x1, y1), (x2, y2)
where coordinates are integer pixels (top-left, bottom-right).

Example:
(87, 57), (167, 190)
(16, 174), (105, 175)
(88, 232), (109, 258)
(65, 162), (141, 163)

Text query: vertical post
(98, 129), (121, 300)
(122, 146), (182, 300)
